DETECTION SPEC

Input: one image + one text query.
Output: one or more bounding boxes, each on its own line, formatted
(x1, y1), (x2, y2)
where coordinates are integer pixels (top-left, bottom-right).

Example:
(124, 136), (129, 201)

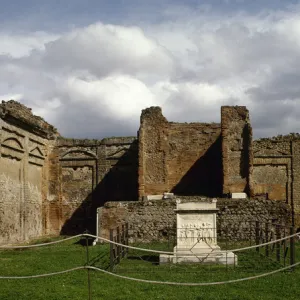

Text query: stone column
(138, 107), (169, 198)
(221, 106), (253, 196)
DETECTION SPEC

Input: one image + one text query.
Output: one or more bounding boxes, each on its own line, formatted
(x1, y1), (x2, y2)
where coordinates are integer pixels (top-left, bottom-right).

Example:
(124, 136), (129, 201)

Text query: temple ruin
(0, 100), (299, 244)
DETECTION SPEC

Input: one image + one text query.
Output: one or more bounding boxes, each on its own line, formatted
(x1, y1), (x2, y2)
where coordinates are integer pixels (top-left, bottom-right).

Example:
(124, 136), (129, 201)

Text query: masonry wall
(292, 140), (300, 225)
(98, 198), (291, 242)
(221, 106), (253, 195)
(0, 101), (139, 243)
(138, 107), (222, 198)
(53, 137), (138, 235)
(0, 101), (56, 244)
(252, 136), (300, 226)
(1, 100), (300, 245)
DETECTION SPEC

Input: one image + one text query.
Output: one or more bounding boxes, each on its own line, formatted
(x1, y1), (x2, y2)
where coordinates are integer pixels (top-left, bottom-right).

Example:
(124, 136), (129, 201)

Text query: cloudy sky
(1, 0), (300, 138)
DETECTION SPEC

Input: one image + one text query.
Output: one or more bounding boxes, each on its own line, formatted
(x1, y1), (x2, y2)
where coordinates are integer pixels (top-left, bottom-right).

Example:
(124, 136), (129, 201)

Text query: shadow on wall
(241, 124), (251, 194)
(60, 142), (138, 235)
(171, 135), (223, 197)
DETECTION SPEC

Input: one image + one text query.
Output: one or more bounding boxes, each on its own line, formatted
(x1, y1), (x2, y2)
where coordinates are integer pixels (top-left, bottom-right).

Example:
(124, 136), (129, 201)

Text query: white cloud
(0, 31), (59, 58)
(0, 93), (23, 101)
(0, 5), (300, 138)
(64, 74), (156, 118)
(42, 23), (175, 80)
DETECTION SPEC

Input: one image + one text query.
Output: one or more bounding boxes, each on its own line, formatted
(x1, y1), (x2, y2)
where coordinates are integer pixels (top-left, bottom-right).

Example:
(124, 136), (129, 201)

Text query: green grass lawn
(0, 236), (299, 300)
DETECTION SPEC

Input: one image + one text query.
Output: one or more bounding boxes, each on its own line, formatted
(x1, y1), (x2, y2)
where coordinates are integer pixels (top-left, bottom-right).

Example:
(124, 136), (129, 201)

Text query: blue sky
(1, 0), (298, 31)
(0, 0), (300, 138)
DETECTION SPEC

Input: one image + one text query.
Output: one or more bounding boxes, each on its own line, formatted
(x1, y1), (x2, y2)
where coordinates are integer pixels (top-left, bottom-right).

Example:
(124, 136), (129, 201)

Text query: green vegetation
(0, 237), (299, 300)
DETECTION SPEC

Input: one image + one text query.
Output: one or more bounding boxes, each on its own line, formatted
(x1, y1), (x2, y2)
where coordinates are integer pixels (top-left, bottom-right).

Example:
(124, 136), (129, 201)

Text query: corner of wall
(221, 106), (253, 196)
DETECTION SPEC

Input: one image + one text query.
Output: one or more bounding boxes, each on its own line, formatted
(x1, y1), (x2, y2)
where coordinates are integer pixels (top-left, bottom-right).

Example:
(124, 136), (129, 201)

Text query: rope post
(225, 227), (228, 271)
(85, 232), (92, 300)
(290, 226), (295, 271)
(283, 227), (287, 267)
(265, 223), (269, 257)
(117, 226), (120, 264)
(249, 221), (252, 246)
(255, 221), (260, 253)
(110, 229), (114, 272)
(276, 225), (281, 263)
(168, 226), (170, 250)
(125, 223), (129, 257)
(122, 224), (125, 258)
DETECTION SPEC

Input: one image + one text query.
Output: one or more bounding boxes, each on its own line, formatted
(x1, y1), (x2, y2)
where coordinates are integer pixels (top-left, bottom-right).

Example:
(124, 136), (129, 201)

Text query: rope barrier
(84, 232), (300, 255)
(0, 267), (85, 279)
(1, 231), (299, 285)
(1, 262), (299, 285)
(225, 233), (300, 253)
(0, 234), (83, 249)
(85, 234), (173, 255)
(87, 262), (300, 286)
(1, 232), (299, 255)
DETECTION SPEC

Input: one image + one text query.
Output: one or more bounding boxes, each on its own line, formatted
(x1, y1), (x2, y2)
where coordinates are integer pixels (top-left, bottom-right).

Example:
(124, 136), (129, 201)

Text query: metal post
(290, 226), (295, 271)
(265, 223), (269, 257)
(276, 225), (280, 263)
(225, 227), (228, 270)
(110, 229), (114, 272)
(255, 221), (260, 253)
(85, 233), (92, 300)
(168, 226), (170, 250)
(249, 221), (252, 246)
(122, 224), (125, 258)
(117, 226), (120, 264)
(283, 227), (287, 266)
(125, 223), (129, 256)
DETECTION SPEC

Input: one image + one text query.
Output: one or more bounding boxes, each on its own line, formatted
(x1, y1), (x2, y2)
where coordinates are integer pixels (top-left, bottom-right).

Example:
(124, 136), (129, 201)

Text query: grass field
(0, 236), (299, 300)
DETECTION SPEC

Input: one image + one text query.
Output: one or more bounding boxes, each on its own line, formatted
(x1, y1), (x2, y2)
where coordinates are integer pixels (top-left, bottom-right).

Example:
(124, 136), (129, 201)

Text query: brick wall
(138, 107), (222, 198)
(54, 137), (138, 235)
(221, 106), (253, 195)
(252, 136), (300, 226)
(1, 100), (299, 245)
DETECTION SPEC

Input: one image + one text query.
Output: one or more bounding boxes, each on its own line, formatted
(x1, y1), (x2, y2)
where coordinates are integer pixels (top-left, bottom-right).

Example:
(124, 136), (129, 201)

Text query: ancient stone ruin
(0, 100), (298, 245)
(159, 198), (237, 265)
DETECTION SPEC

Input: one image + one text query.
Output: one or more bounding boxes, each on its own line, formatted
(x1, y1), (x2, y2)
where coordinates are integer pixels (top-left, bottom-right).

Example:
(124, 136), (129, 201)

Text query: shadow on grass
(74, 236), (95, 246)
(126, 255), (159, 265)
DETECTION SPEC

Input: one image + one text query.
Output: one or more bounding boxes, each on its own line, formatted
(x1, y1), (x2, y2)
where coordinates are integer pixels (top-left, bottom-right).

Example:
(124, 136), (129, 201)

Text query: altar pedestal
(160, 199), (237, 265)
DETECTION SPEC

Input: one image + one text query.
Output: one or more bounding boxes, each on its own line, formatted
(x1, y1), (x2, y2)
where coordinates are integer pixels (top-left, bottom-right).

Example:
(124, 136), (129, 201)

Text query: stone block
(163, 192), (174, 199)
(146, 195), (163, 200)
(231, 192), (247, 199)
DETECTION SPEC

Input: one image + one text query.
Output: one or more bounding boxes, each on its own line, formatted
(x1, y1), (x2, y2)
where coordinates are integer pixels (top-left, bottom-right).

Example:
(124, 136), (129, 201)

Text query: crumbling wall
(252, 137), (291, 202)
(138, 107), (169, 196)
(0, 100), (57, 244)
(55, 137), (138, 235)
(168, 123), (222, 196)
(253, 135), (300, 226)
(221, 106), (253, 195)
(1, 99), (299, 244)
(98, 198), (291, 242)
(138, 107), (222, 198)
(292, 140), (300, 225)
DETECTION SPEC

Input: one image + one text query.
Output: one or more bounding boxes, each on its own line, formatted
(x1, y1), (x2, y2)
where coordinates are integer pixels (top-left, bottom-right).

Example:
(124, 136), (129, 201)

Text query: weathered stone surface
(0, 100), (59, 139)
(231, 193), (247, 199)
(1, 100), (299, 246)
(221, 106), (252, 195)
(252, 135), (300, 224)
(0, 115), (50, 244)
(98, 196), (291, 243)
(160, 198), (237, 265)
(138, 106), (222, 198)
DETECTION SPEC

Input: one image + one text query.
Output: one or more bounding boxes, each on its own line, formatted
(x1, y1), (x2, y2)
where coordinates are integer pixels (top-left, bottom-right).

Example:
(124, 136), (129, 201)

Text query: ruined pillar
(221, 106), (253, 196)
(138, 107), (169, 198)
